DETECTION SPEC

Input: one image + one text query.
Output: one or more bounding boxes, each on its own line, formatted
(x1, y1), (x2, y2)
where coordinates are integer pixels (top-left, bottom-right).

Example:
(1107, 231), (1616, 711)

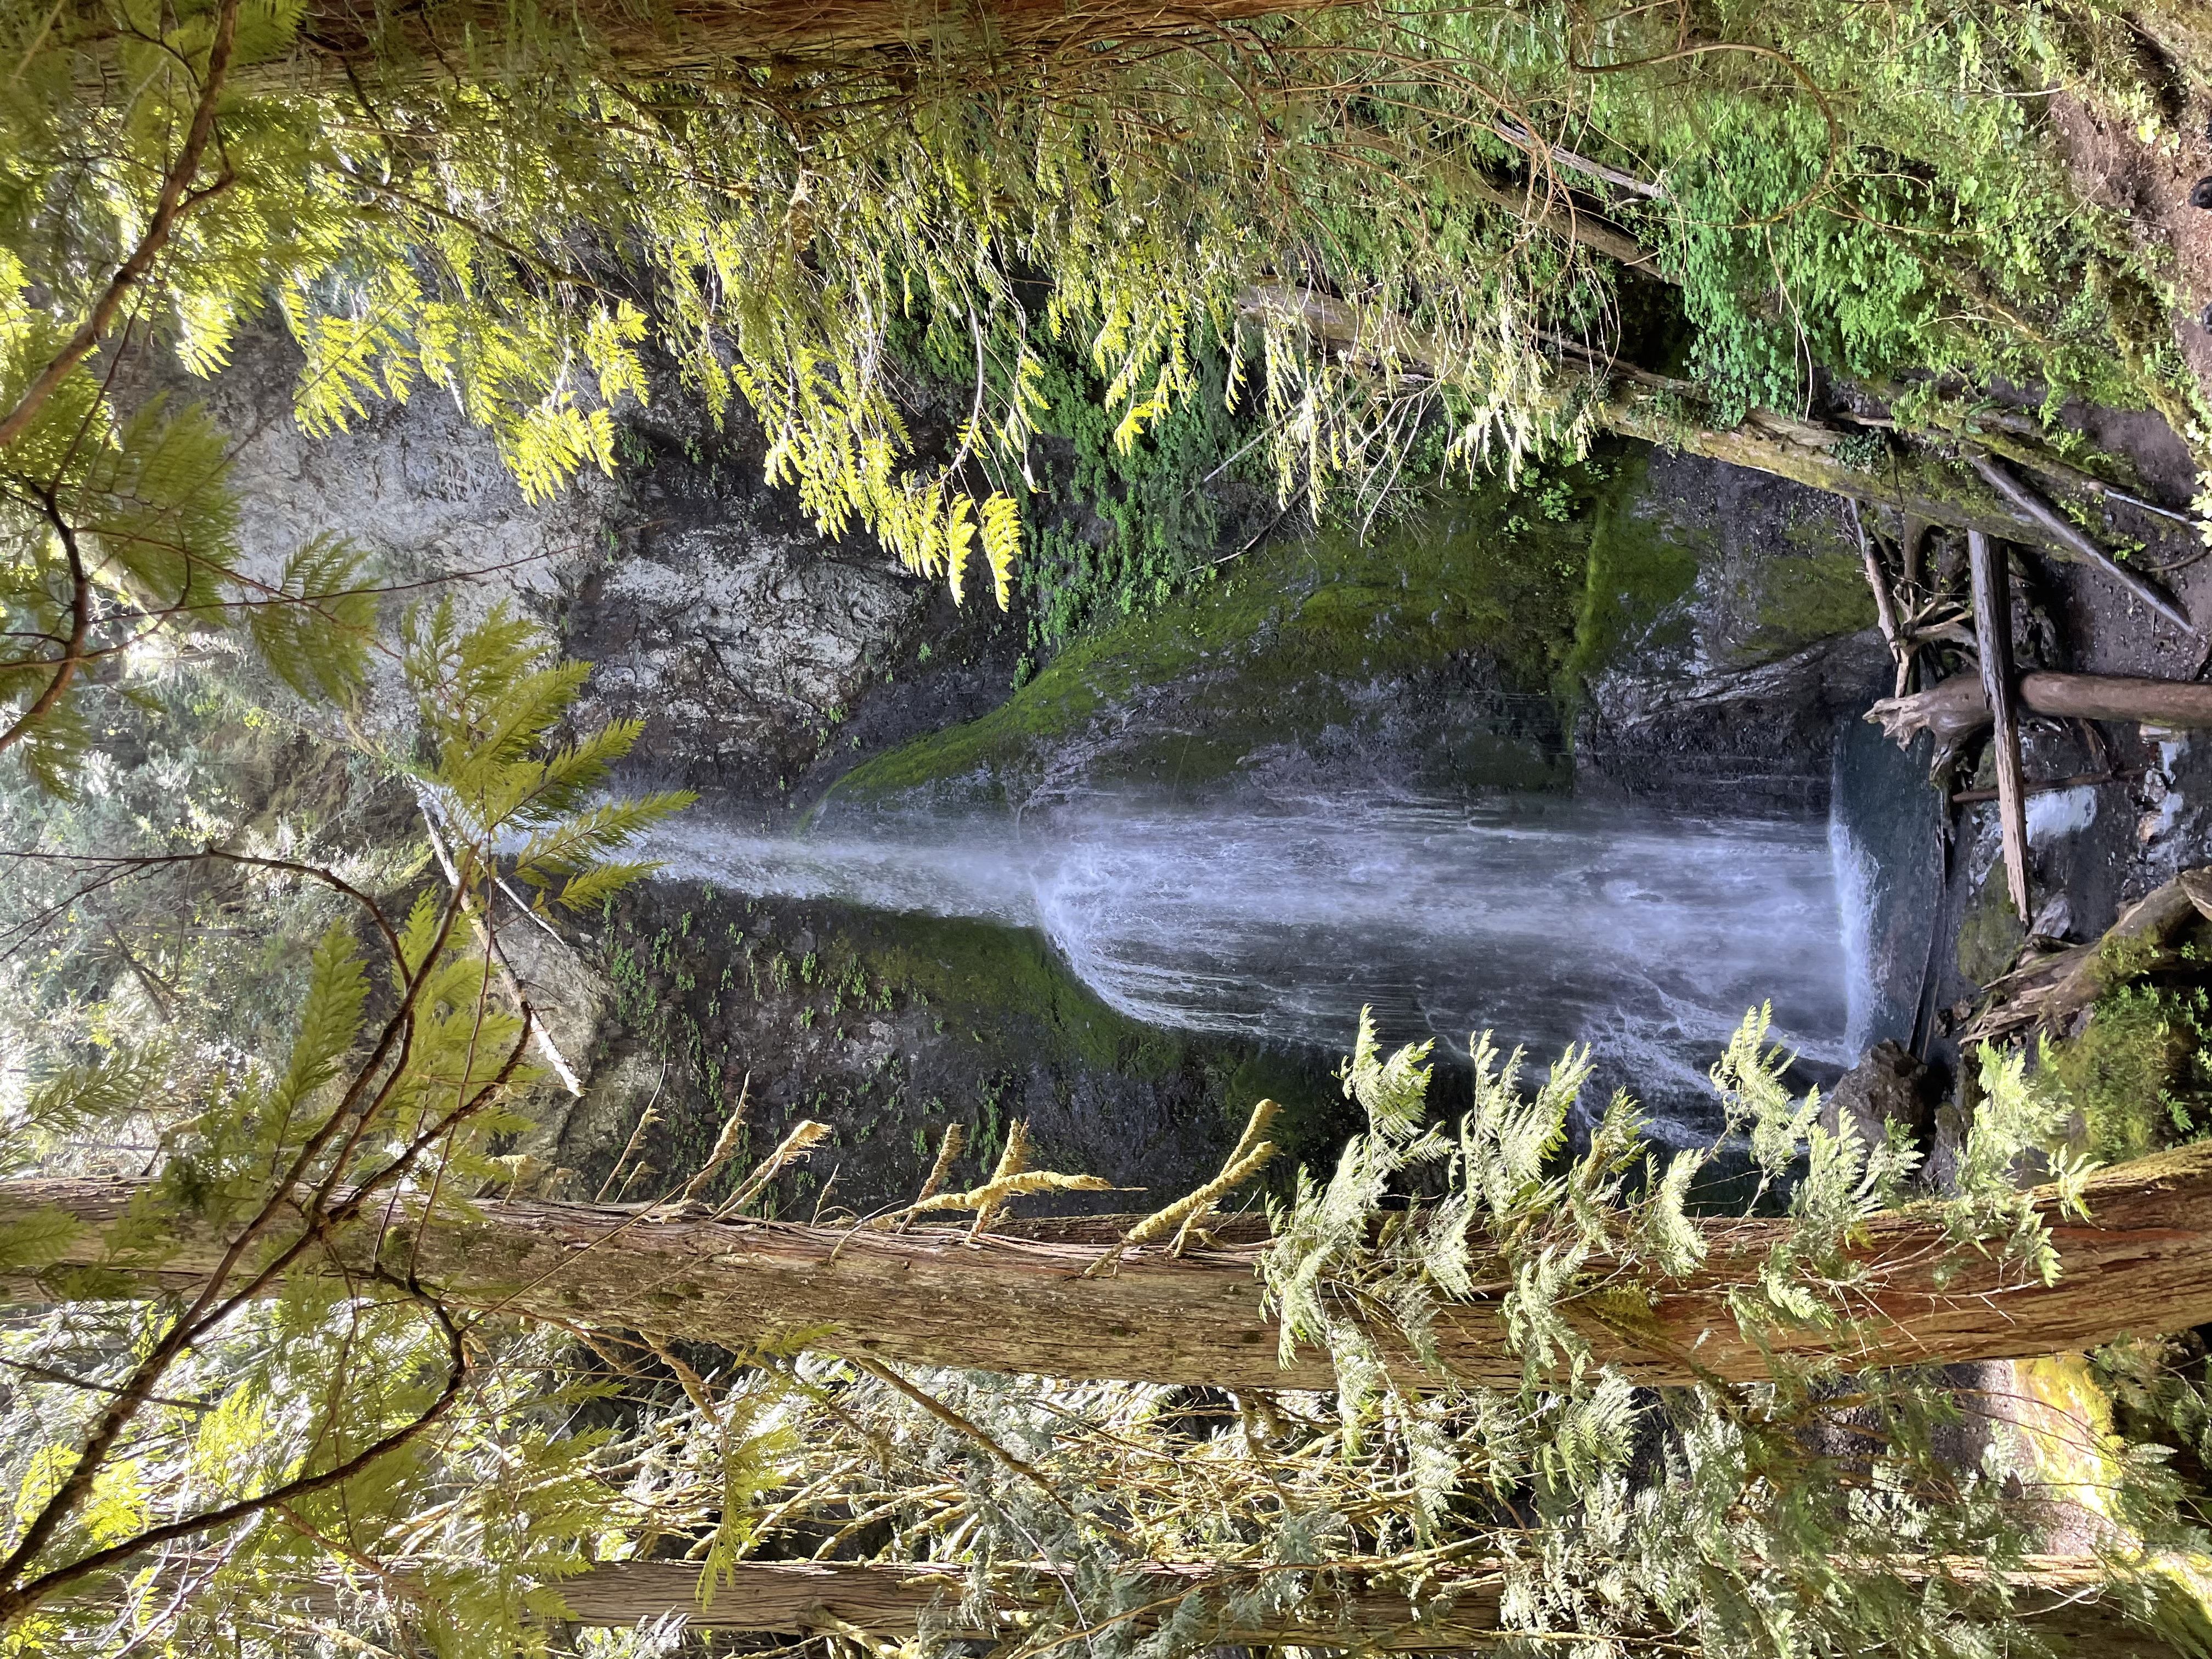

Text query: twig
(843, 1353), (1073, 1517)
(1951, 770), (2138, 804)
(595, 1065), (667, 1203)
(1968, 453), (2197, 636)
(674, 1074), (751, 1206)
(710, 1120), (831, 1221)
(1968, 530), (2030, 922)
(1491, 120), (1668, 199)
(1085, 1100), (1279, 1277)
(897, 1124), (965, 1234)
(0, 1355), (206, 1413)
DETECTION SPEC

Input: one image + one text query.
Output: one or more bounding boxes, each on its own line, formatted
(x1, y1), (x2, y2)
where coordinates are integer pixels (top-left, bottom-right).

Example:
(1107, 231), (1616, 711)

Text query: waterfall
(645, 789), (1851, 1135)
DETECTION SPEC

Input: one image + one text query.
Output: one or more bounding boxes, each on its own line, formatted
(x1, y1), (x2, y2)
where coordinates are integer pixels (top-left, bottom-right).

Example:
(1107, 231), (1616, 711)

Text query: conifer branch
(0, 500), (88, 759)
(0, 0), (242, 454)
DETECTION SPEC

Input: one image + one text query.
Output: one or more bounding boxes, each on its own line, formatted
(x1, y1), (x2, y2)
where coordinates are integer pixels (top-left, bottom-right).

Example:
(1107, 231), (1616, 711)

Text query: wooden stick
(1846, 498), (1912, 696)
(1968, 454), (2198, 636)
(417, 799), (584, 1096)
(1968, 531), (2032, 922)
(1847, 500), (1906, 657)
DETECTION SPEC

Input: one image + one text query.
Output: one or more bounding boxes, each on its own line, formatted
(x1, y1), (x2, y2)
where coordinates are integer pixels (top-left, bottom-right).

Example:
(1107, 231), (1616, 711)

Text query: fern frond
(944, 492), (975, 604)
(980, 490), (1021, 610)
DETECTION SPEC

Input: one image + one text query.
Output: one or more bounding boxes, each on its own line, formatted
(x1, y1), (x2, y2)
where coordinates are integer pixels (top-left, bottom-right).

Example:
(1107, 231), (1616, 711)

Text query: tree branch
(0, 1294), (468, 1623)
(0, 0), (242, 454)
(0, 504), (91, 758)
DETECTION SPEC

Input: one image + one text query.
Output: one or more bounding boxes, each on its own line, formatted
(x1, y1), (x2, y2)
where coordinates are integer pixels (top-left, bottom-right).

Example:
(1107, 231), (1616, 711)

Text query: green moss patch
(834, 453), (1649, 805)
(2045, 967), (2212, 1163)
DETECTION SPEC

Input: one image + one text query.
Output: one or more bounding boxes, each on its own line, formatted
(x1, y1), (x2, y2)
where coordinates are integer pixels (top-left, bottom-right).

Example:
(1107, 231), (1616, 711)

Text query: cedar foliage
(0, 606), (690, 1647)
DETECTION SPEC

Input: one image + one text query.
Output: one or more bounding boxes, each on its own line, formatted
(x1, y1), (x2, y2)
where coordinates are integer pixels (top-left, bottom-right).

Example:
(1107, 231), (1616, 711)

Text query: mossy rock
(2043, 962), (2212, 1163)
(830, 454), (1652, 810)
(1956, 861), (2028, 987)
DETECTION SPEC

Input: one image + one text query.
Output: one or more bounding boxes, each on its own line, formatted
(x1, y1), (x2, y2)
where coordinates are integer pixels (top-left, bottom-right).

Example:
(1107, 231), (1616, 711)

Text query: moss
(836, 454), (1641, 805)
(1211, 1047), (1346, 1173)
(2044, 970), (2212, 1163)
(1559, 449), (1697, 704)
(1955, 862), (2027, 987)
(861, 913), (1187, 1081)
(1745, 514), (1878, 656)
(2010, 1354), (2125, 1522)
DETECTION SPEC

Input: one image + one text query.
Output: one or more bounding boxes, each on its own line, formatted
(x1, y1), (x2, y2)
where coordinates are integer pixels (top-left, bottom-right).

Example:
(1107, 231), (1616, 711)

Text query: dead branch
(1867, 671), (2212, 770)
(1968, 531), (2030, 921)
(1968, 453), (2197, 636)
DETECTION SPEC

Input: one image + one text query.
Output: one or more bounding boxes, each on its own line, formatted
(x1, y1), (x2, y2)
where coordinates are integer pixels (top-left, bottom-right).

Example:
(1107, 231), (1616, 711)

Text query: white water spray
(646, 790), (1850, 1128)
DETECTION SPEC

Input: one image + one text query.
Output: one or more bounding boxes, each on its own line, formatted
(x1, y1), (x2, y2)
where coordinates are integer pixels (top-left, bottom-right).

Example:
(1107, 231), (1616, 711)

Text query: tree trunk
(535, 1557), (2188, 1656)
(1867, 671), (2212, 768)
(15, 1147), (2212, 1387)
(286, 0), (1356, 74)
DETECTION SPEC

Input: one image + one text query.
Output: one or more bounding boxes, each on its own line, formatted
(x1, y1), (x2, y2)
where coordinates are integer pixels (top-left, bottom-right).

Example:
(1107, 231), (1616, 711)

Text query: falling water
(645, 789), (1854, 1136)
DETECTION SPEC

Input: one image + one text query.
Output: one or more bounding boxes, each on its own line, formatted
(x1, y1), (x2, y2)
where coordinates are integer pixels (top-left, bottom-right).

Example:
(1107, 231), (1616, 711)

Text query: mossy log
(1244, 284), (2202, 620)
(1965, 865), (2212, 1039)
(16, 1147), (2212, 1388)
(283, 0), (1356, 74)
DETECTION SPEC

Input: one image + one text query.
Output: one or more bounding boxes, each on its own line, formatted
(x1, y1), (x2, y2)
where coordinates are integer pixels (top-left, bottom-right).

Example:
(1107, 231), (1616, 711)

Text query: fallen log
(532, 1556), (2193, 1656)
(1867, 671), (2212, 769)
(1240, 285), (2205, 597)
(17, 1145), (2212, 1387)
(552, 1559), (1502, 1646)
(1965, 866), (2212, 1038)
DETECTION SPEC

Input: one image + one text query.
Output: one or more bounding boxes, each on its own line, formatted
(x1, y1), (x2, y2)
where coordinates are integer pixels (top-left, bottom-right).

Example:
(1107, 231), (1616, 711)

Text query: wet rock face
(827, 441), (1889, 824)
(1575, 631), (1890, 816)
(146, 332), (603, 606)
(553, 377), (1035, 820)
(168, 329), (945, 809)
(1820, 1038), (1935, 1150)
(1571, 446), (1887, 815)
(563, 520), (916, 800)
(555, 885), (1345, 1221)
(121, 328), (607, 743)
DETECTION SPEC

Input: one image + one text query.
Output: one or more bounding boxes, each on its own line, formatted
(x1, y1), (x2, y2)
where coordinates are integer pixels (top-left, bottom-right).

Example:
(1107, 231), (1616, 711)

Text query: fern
(981, 491), (1022, 610)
